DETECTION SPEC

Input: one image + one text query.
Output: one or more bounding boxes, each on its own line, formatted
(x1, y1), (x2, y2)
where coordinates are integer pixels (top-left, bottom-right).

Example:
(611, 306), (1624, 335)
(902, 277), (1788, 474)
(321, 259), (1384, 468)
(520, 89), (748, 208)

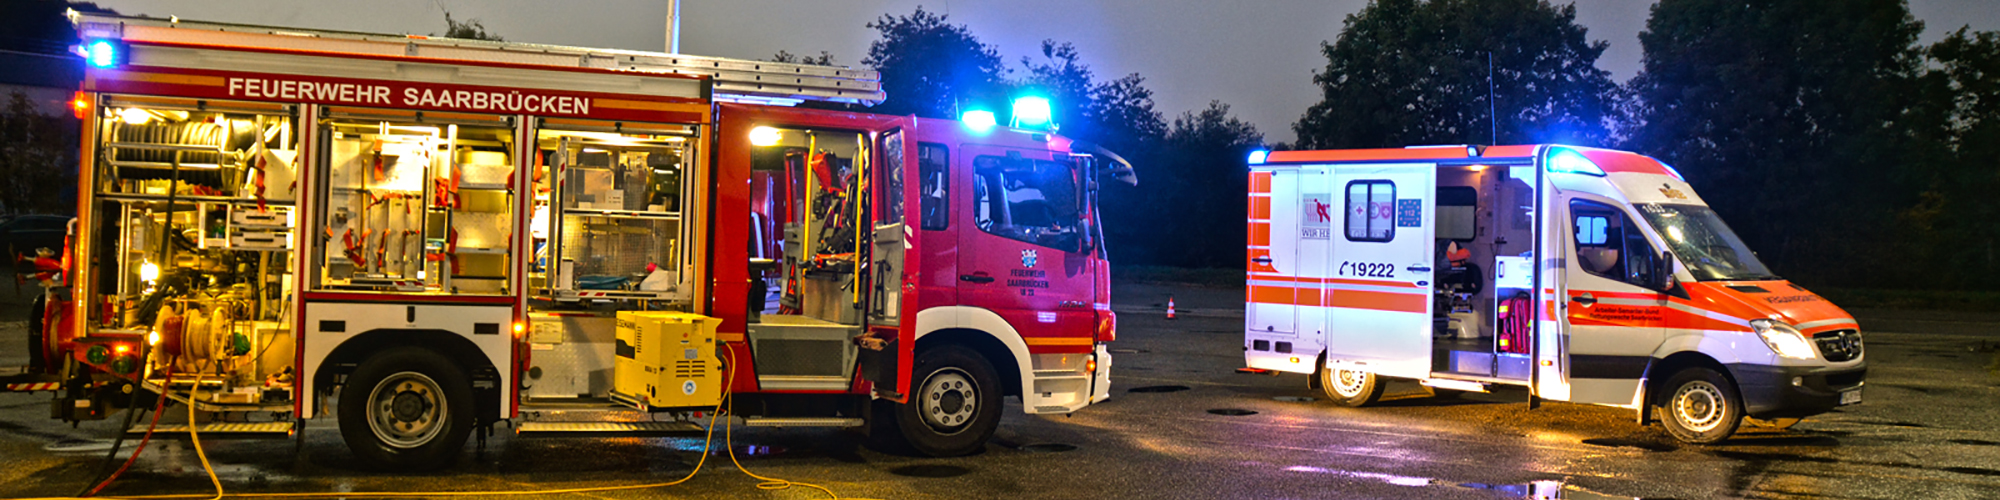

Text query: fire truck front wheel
(893, 345), (1003, 457)
(1321, 367), (1385, 407)
(337, 347), (474, 470)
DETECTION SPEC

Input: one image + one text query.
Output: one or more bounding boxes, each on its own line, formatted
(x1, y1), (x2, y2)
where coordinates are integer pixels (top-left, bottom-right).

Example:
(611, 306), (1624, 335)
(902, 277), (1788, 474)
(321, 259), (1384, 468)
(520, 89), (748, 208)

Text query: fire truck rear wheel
(1321, 367), (1384, 407)
(337, 347), (474, 471)
(894, 345), (1002, 457)
(1658, 367), (1742, 444)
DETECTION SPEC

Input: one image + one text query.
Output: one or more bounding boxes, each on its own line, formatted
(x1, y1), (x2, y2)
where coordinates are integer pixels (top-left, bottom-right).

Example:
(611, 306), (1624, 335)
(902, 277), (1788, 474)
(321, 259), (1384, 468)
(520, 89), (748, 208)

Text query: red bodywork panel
(712, 104), (1109, 398)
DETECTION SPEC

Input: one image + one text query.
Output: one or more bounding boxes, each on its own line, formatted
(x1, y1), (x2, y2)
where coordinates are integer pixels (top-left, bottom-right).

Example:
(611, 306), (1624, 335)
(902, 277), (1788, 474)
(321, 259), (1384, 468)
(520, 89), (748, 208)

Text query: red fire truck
(19, 12), (1123, 469)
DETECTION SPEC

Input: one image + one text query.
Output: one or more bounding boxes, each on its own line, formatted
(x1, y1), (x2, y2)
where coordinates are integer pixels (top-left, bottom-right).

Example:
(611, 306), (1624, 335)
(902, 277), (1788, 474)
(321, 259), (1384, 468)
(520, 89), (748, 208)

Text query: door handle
(1406, 265), (1431, 273)
(960, 274), (995, 284)
(1571, 293), (1597, 305)
(1251, 257), (1273, 264)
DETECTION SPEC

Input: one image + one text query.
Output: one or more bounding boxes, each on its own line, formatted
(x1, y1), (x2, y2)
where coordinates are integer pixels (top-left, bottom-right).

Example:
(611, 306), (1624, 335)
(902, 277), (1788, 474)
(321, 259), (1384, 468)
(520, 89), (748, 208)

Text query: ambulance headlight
(1750, 319), (1816, 360)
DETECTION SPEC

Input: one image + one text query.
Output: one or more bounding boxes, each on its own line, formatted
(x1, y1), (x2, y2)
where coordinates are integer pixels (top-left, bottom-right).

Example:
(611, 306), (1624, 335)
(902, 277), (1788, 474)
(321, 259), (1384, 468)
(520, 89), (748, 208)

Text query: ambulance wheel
(1658, 368), (1742, 444)
(338, 347), (473, 471)
(1321, 367), (1384, 407)
(894, 345), (1002, 457)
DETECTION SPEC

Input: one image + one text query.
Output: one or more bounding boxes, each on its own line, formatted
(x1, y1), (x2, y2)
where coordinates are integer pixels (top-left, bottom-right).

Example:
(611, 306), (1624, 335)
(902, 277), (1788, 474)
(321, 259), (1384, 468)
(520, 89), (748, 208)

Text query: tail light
(1095, 312), (1116, 343)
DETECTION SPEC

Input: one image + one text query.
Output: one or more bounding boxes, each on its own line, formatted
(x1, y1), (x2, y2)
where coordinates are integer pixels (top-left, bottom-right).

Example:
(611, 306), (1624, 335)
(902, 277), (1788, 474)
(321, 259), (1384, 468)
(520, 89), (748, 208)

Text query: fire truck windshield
(1637, 204), (1779, 282)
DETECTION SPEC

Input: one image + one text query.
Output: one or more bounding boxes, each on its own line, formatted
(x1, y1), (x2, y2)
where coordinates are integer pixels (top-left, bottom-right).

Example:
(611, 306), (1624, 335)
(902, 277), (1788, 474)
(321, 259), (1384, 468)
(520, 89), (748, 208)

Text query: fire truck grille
(1813, 330), (1862, 362)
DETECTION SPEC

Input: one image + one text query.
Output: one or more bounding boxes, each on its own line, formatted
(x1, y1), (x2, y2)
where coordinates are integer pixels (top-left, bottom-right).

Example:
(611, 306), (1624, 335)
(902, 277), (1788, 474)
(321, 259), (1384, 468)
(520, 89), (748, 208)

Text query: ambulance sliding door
(1322, 164), (1435, 379)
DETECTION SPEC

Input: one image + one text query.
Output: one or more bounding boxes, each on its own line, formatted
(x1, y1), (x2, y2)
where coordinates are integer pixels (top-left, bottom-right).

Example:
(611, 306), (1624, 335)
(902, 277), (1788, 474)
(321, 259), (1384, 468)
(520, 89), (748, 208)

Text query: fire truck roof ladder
(71, 12), (885, 106)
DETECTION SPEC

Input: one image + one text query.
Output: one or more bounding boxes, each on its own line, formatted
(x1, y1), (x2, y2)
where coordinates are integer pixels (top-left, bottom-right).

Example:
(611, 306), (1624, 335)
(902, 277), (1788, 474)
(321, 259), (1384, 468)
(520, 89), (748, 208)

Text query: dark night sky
(89, 0), (2000, 143)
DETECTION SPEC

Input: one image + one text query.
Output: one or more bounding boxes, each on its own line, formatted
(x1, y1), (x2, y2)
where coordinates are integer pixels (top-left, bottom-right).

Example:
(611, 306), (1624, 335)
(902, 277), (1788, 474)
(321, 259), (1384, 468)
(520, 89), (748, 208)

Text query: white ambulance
(1243, 145), (1866, 443)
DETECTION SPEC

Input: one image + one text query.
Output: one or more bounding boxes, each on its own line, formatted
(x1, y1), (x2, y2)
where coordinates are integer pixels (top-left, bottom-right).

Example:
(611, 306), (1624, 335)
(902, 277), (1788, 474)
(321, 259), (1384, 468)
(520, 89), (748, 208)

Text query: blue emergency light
(1010, 96), (1052, 128)
(1247, 150), (1270, 165)
(1546, 148), (1605, 176)
(961, 110), (997, 132)
(84, 40), (123, 69)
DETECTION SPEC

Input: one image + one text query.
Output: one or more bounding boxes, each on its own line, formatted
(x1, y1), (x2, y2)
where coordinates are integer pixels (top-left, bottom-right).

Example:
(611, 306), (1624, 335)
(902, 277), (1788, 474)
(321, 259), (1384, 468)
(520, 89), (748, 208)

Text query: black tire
(1320, 367), (1384, 407)
(890, 345), (1002, 457)
(338, 347), (474, 471)
(1658, 367), (1742, 444)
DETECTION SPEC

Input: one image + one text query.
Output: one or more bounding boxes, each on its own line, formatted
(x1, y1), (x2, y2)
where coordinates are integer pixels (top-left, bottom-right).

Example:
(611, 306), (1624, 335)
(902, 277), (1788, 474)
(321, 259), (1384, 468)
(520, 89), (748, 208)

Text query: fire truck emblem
(1021, 249), (1038, 268)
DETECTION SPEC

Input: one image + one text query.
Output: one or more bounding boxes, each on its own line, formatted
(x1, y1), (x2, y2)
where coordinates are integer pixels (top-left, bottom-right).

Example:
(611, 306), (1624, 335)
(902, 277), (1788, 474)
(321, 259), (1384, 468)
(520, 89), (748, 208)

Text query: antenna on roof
(1488, 51), (1497, 145)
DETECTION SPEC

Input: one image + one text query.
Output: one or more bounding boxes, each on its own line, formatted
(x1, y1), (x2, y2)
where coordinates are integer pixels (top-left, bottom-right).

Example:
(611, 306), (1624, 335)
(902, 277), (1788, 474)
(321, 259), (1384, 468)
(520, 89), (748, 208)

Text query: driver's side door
(956, 145), (1094, 342)
(1562, 196), (1668, 408)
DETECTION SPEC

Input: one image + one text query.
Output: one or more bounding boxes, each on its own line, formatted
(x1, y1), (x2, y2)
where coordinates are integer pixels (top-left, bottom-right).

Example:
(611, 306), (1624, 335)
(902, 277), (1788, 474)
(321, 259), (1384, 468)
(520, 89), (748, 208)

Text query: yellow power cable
(26, 338), (877, 500)
(184, 362), (223, 500)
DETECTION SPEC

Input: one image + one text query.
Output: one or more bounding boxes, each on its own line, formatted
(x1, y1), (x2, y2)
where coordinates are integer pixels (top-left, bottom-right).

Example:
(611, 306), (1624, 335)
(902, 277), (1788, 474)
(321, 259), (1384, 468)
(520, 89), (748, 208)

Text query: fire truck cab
(35, 13), (1119, 469)
(1244, 145), (1865, 443)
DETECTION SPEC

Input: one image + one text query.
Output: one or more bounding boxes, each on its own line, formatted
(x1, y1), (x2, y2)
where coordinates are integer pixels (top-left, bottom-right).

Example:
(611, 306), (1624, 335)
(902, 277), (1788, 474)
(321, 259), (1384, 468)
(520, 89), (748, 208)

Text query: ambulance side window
(1571, 200), (1659, 288)
(919, 143), (949, 230)
(1344, 180), (1395, 242)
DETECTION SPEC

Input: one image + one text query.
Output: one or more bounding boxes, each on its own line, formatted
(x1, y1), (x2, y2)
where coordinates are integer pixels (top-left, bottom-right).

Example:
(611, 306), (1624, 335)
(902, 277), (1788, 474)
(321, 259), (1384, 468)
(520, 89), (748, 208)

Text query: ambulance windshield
(1636, 204), (1779, 281)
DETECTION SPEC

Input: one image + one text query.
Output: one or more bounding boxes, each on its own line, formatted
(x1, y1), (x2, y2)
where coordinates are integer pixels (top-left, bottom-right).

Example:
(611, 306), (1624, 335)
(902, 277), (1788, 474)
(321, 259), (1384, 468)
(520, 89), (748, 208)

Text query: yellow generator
(612, 311), (723, 410)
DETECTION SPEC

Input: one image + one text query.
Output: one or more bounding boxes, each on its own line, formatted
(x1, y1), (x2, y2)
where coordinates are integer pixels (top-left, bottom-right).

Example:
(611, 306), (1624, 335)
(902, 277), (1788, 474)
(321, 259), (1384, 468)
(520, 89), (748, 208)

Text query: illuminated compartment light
(961, 110), (997, 132)
(118, 108), (151, 125)
(748, 126), (782, 147)
(139, 261), (159, 282)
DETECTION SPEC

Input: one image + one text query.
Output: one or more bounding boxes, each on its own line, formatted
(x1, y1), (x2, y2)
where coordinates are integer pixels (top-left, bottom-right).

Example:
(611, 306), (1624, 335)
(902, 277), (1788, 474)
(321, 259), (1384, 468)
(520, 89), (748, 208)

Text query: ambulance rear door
(1246, 166), (1328, 373)
(1322, 164), (1436, 379)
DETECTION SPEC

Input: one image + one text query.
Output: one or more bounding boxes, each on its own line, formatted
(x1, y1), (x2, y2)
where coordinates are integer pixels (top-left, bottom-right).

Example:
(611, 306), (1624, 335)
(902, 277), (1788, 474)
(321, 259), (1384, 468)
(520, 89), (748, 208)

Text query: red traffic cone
(1165, 296), (1178, 320)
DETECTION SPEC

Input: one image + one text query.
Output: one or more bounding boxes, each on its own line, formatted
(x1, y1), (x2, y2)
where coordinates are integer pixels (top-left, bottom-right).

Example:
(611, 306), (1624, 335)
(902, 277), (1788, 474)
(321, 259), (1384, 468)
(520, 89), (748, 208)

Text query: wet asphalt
(2, 281), (1999, 499)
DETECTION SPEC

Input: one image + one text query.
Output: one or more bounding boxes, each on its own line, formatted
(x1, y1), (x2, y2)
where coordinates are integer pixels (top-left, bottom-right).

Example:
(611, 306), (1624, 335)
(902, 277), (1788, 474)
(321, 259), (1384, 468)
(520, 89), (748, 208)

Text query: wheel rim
(1672, 380), (1727, 433)
(367, 371), (446, 449)
(917, 368), (978, 434)
(1328, 369), (1369, 398)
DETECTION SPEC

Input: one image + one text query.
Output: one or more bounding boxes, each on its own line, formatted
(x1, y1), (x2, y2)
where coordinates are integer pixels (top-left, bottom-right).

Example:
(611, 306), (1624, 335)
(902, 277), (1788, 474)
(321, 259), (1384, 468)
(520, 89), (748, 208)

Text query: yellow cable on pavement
(22, 340), (879, 500)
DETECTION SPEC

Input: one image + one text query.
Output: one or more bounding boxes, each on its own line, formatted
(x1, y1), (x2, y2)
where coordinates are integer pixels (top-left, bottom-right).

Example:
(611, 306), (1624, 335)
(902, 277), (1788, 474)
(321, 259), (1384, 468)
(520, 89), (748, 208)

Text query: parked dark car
(0, 215), (72, 261)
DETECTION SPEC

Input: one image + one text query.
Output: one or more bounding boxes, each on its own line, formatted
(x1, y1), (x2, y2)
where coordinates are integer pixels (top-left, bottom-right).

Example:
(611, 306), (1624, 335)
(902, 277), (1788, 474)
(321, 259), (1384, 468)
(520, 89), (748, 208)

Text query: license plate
(1839, 389), (1862, 405)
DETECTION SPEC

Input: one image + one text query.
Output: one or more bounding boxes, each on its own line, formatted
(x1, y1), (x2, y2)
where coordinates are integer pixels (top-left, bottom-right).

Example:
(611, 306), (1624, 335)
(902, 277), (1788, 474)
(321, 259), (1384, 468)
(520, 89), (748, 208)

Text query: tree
(1019, 41), (1167, 156)
(1624, 0), (1926, 286)
(862, 7), (1007, 119)
(771, 50), (838, 66)
(440, 11), (503, 41)
(1294, 0), (1617, 149)
(1157, 102), (1265, 267)
(1898, 28), (2000, 288)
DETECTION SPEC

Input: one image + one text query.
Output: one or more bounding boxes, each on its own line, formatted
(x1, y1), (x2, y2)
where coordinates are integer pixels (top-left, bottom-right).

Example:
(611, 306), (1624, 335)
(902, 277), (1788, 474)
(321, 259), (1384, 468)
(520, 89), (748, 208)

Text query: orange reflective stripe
(1327, 289), (1427, 313)
(1249, 221), (1271, 246)
(1248, 283), (1426, 313)
(1248, 196), (1271, 220)
(1249, 284), (1293, 304)
(1250, 172), (1271, 193)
